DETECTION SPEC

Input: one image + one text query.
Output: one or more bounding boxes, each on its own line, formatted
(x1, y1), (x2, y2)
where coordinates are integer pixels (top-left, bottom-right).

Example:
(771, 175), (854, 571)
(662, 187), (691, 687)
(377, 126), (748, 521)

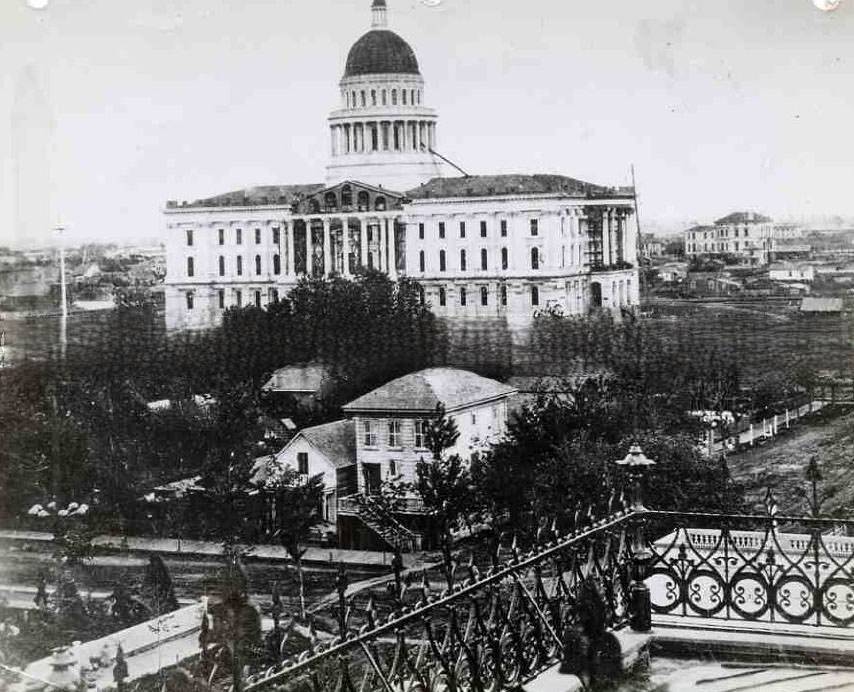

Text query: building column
(342, 217), (351, 276)
(322, 218), (331, 276)
(305, 218), (313, 276)
(378, 218), (386, 272)
(285, 221), (294, 277)
(388, 218), (397, 279)
(360, 219), (368, 268)
(602, 208), (612, 267)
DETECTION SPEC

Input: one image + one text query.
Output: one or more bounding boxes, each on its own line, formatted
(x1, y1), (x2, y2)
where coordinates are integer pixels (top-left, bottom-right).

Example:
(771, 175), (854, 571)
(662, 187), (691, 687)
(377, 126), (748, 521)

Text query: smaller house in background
(656, 262), (688, 283)
(261, 363), (333, 408)
(800, 296), (843, 314)
(252, 419), (356, 524)
(769, 262), (815, 283)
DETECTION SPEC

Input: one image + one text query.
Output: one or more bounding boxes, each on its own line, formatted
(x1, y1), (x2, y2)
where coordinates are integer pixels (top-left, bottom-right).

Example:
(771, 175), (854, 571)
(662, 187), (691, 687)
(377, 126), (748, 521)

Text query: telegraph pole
(55, 224), (68, 359)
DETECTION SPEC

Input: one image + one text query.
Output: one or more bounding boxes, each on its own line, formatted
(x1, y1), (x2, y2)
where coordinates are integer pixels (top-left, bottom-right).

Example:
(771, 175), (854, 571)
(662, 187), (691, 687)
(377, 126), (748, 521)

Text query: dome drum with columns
(325, 0), (445, 191)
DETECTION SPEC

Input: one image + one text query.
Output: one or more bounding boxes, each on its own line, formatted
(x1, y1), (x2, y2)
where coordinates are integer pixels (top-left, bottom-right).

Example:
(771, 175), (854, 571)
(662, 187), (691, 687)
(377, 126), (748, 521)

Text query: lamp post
(614, 443), (655, 632)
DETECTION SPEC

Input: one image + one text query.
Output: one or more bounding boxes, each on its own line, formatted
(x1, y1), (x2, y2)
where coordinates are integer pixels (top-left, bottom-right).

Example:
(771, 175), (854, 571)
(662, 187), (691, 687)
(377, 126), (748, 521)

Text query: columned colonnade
(331, 120), (436, 155)
(276, 213), (401, 279)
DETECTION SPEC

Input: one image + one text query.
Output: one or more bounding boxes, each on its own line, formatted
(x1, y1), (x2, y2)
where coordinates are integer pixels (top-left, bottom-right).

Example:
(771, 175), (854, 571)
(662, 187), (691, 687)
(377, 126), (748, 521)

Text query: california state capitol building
(163, 0), (640, 331)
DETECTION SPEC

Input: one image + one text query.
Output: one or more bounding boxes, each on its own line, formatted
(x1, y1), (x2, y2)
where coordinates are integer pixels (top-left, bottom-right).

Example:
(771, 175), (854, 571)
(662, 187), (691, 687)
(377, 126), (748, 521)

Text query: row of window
(419, 247), (541, 273)
(416, 218), (536, 241)
(345, 86), (422, 109)
(434, 284), (532, 308)
(184, 287), (280, 311)
(186, 227), (282, 247)
(361, 419), (429, 448)
(186, 254), (285, 278)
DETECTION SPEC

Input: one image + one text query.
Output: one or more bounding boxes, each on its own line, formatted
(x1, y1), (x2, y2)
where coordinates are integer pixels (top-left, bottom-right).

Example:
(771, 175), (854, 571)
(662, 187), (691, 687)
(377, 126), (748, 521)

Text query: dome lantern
(371, 0), (387, 28)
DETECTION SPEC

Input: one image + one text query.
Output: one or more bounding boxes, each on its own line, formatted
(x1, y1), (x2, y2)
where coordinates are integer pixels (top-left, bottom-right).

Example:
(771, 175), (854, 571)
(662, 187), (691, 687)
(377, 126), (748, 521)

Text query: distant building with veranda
(683, 212), (802, 265)
(163, 0), (640, 330)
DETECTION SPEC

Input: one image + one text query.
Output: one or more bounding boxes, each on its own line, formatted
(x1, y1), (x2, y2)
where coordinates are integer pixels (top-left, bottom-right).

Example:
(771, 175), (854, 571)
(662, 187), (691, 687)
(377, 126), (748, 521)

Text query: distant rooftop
(167, 184), (324, 210)
(715, 211), (772, 225)
(800, 297), (843, 313)
(262, 363), (331, 394)
(406, 174), (633, 200)
(343, 367), (517, 414)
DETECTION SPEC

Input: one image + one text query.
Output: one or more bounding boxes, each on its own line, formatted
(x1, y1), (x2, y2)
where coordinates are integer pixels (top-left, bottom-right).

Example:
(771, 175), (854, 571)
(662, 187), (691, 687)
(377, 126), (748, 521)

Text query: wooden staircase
(346, 494), (419, 552)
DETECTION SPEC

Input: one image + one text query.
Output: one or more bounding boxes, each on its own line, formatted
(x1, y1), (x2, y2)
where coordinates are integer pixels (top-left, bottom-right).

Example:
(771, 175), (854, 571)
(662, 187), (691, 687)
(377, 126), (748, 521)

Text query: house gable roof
(291, 419), (356, 469)
(342, 367), (517, 415)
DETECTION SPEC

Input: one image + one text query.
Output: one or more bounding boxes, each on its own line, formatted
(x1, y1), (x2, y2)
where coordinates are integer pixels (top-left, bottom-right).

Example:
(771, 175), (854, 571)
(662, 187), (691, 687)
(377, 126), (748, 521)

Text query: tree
(139, 553), (179, 617)
(264, 465), (324, 619)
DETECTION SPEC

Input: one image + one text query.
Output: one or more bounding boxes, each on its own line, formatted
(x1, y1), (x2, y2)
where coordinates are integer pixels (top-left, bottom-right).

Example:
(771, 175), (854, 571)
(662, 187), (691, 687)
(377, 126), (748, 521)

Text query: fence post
(749, 423), (754, 446)
(785, 409), (790, 429)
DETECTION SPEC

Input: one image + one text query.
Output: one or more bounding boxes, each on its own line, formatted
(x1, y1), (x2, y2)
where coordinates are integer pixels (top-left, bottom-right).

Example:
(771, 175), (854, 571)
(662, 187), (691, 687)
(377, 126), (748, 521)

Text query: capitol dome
(344, 29), (420, 78)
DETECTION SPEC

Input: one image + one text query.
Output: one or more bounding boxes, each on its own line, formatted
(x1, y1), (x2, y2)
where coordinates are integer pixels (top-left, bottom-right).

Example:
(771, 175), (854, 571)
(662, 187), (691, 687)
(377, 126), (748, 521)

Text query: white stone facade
(684, 213), (802, 266)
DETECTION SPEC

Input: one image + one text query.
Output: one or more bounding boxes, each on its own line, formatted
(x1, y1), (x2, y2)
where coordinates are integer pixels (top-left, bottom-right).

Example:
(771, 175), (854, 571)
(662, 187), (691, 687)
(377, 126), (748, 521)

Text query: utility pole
(55, 224), (68, 359)
(630, 165), (645, 305)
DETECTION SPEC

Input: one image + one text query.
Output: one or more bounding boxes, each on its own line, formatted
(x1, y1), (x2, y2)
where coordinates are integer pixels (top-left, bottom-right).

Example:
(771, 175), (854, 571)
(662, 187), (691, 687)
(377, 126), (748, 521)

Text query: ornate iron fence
(646, 508), (854, 627)
(244, 508), (642, 691)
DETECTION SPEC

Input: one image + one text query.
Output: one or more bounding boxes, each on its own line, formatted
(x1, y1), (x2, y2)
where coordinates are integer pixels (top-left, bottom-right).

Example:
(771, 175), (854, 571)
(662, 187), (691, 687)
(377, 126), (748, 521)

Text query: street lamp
(614, 443), (655, 632)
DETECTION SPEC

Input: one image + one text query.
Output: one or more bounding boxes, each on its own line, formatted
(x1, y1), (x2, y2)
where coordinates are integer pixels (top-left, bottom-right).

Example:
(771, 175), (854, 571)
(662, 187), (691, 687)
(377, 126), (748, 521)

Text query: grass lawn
(726, 406), (854, 516)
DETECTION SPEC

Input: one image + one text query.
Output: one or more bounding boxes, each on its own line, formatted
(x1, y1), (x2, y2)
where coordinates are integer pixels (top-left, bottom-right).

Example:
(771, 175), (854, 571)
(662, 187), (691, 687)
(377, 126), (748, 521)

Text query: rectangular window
(255, 228), (261, 244)
(185, 292), (194, 310)
(186, 257), (194, 277)
(439, 287), (446, 306)
(500, 220), (507, 237)
(419, 223), (425, 240)
(186, 229), (193, 246)
(460, 221), (466, 238)
(272, 228), (280, 245)
(480, 286), (488, 306)
(460, 287), (467, 306)
(218, 289), (225, 309)
(235, 289), (242, 307)
(297, 452), (308, 475)
(414, 420), (426, 448)
(236, 228), (243, 245)
(218, 229), (225, 245)
(480, 220), (487, 237)
(388, 460), (397, 477)
(438, 222), (445, 239)
(363, 420), (377, 447)
(530, 219), (539, 236)
(236, 256), (243, 276)
(388, 420), (401, 447)
(531, 285), (539, 306)
(254, 290), (262, 308)
(500, 284), (507, 306)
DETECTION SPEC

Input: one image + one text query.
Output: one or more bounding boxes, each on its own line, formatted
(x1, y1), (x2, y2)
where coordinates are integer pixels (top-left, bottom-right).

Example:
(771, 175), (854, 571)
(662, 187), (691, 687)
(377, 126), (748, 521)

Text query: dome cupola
(343, 0), (420, 79)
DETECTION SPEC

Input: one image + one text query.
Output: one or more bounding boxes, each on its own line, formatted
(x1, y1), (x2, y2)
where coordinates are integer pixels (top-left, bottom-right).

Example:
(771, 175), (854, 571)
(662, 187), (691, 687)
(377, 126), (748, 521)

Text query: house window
(501, 247), (508, 270)
(273, 254), (281, 275)
(186, 230), (193, 246)
(255, 255), (262, 275)
(419, 250), (425, 272)
(388, 460), (397, 476)
(255, 228), (261, 244)
(480, 286), (488, 305)
(480, 220), (487, 237)
(218, 229), (225, 245)
(531, 285), (539, 306)
(271, 288), (279, 302)
(236, 228), (243, 245)
(480, 248), (488, 270)
(218, 256), (225, 276)
(254, 290), (262, 307)
(530, 219), (538, 236)
(297, 452), (308, 475)
(439, 287), (446, 306)
(414, 420), (427, 448)
(218, 289), (225, 309)
(363, 420), (377, 447)
(419, 223), (425, 240)
(235, 289), (242, 307)
(439, 250), (446, 272)
(460, 221), (466, 238)
(531, 247), (539, 270)
(185, 292), (194, 310)
(500, 219), (507, 237)
(388, 420), (402, 447)
(186, 257), (194, 277)
(438, 222), (445, 239)
(272, 228), (280, 245)
(460, 249), (467, 271)
(236, 256), (243, 276)
(500, 284), (507, 306)
(460, 287), (467, 306)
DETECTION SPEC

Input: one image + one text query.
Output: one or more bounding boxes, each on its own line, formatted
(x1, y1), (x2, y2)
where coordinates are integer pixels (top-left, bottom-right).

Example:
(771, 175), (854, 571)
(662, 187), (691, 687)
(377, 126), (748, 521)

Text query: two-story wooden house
(260, 367), (516, 550)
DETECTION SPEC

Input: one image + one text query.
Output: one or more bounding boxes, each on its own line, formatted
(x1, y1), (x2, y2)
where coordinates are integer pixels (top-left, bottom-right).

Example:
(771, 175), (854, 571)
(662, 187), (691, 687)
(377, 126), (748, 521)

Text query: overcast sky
(1, 0), (853, 247)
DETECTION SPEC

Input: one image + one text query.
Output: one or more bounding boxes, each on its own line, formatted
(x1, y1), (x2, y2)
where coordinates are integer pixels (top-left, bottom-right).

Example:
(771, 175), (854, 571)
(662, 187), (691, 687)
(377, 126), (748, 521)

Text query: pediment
(294, 180), (405, 215)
